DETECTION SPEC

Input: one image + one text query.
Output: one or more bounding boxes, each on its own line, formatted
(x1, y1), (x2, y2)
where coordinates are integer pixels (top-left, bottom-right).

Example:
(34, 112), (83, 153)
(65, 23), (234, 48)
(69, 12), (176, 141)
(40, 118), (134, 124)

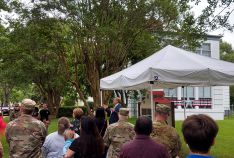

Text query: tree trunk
(89, 73), (101, 108)
(46, 89), (61, 115)
(82, 46), (101, 108)
(3, 84), (11, 106)
(103, 90), (113, 105)
(71, 81), (91, 114)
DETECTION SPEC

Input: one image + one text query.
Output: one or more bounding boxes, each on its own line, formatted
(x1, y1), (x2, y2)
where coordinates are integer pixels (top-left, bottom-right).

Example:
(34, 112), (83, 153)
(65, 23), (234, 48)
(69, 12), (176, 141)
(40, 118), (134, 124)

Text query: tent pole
(182, 86), (186, 119)
(100, 90), (103, 106)
(150, 84), (154, 122)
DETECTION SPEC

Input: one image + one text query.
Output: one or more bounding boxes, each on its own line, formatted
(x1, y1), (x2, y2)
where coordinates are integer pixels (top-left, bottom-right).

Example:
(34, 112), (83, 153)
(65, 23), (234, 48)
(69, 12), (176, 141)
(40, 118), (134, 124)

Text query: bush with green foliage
(56, 106), (87, 118)
(61, 97), (76, 107)
(87, 101), (94, 108)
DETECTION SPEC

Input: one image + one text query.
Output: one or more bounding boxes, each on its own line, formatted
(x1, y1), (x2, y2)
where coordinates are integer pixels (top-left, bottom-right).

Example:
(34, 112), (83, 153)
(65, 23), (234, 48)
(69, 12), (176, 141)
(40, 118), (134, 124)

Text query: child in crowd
(63, 129), (75, 156)
(182, 114), (219, 158)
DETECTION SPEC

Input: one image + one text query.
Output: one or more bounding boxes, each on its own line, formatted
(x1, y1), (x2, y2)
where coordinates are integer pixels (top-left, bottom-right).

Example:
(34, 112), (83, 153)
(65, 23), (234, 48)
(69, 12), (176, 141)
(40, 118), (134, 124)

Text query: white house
(129, 35), (229, 120)
(163, 35), (229, 120)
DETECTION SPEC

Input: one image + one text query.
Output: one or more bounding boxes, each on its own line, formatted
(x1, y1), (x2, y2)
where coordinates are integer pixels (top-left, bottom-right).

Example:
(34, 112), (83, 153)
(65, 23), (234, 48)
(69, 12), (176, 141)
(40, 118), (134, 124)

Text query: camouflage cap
(155, 104), (171, 114)
(21, 99), (36, 110)
(119, 108), (129, 116)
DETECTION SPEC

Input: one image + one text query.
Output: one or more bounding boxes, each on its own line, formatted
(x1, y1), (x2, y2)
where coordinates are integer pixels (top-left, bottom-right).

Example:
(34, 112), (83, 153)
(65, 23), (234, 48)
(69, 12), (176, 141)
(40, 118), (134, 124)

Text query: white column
(177, 87), (182, 109)
(195, 87), (199, 100)
(177, 87), (182, 100)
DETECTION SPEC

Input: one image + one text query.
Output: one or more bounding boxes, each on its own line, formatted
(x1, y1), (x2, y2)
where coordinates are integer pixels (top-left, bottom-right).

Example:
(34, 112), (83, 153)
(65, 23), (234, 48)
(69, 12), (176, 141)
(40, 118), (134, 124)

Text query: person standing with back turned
(120, 116), (169, 158)
(6, 98), (47, 158)
(182, 114), (218, 158)
(42, 117), (71, 158)
(104, 108), (135, 158)
(39, 103), (50, 122)
(151, 104), (181, 158)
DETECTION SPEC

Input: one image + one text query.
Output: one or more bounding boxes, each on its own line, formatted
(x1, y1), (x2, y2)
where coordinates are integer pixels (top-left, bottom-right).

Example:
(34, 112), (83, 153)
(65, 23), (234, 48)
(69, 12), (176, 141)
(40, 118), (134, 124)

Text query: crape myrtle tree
(0, 0), (12, 107)
(41, 0), (234, 107)
(2, 15), (68, 113)
(4, 0), (234, 108)
(0, 24), (12, 107)
(0, 2), (88, 112)
(35, 0), (205, 107)
(0, 23), (41, 107)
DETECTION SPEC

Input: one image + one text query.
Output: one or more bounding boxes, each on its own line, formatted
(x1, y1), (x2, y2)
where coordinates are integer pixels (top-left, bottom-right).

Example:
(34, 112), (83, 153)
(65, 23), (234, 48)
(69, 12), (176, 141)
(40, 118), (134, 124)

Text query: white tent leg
(150, 84), (154, 122)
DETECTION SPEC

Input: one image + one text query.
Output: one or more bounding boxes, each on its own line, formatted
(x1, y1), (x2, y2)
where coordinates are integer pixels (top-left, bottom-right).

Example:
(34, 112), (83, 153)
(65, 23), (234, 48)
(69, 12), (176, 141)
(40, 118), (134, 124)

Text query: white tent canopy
(100, 45), (234, 90)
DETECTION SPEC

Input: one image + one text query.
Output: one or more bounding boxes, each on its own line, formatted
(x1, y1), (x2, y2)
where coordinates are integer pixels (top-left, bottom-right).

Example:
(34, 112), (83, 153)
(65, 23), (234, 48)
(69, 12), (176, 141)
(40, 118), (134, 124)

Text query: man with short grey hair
(6, 98), (47, 158)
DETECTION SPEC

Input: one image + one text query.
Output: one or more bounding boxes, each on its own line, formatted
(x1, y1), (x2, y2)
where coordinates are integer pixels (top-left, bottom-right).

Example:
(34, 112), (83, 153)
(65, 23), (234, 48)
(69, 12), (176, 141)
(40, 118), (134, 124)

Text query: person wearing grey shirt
(42, 117), (70, 158)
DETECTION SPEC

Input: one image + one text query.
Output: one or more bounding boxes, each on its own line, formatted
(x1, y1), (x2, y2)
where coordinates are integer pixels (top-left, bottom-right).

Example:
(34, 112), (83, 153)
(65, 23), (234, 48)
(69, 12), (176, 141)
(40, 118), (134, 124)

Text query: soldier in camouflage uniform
(6, 99), (47, 158)
(9, 103), (21, 121)
(151, 104), (181, 158)
(103, 108), (135, 158)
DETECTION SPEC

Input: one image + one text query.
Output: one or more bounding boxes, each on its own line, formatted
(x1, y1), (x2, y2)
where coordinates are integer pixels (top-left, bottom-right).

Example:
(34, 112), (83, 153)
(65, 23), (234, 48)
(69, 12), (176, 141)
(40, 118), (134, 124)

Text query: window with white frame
(181, 87), (194, 99)
(199, 87), (211, 98)
(164, 88), (177, 97)
(195, 43), (211, 57)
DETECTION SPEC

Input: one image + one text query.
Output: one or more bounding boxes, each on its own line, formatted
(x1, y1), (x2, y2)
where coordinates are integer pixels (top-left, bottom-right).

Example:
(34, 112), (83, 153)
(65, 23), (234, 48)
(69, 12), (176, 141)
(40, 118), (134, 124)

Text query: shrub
(87, 101), (94, 108)
(56, 106), (87, 118)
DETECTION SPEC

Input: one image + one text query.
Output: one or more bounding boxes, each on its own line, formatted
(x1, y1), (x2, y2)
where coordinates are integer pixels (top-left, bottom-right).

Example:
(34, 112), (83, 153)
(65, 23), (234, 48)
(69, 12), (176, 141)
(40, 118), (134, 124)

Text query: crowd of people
(0, 97), (219, 158)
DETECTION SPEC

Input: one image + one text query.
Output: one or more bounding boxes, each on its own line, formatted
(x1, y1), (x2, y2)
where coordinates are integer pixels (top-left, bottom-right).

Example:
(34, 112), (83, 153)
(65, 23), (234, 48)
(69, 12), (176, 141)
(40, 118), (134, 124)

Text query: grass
(2, 116), (234, 158)
(176, 117), (234, 158)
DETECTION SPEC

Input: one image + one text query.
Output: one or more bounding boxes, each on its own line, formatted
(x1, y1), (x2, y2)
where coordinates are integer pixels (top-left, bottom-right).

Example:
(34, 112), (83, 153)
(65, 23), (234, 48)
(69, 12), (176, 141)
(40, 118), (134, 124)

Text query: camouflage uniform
(6, 99), (47, 158)
(103, 108), (135, 158)
(151, 104), (181, 158)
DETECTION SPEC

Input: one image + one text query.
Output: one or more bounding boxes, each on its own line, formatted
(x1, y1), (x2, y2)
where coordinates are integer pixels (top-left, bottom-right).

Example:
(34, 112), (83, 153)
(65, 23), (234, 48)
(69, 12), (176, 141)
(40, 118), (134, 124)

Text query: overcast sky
(191, 1), (234, 48)
(1, 1), (234, 48)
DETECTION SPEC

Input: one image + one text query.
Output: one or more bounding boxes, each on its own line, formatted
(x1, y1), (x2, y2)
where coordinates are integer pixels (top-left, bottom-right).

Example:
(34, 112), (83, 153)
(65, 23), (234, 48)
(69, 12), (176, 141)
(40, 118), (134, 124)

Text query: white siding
(208, 39), (220, 59)
(209, 38), (230, 112)
(175, 36), (230, 120)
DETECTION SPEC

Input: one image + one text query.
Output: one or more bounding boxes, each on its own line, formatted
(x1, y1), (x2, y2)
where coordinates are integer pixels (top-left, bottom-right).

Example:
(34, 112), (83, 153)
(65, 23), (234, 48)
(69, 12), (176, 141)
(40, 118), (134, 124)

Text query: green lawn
(2, 116), (234, 158)
(175, 117), (234, 158)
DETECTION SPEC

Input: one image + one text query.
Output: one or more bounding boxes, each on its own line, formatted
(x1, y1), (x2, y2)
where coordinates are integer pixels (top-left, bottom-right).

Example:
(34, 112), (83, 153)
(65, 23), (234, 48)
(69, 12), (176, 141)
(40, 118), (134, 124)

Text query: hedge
(56, 106), (88, 118)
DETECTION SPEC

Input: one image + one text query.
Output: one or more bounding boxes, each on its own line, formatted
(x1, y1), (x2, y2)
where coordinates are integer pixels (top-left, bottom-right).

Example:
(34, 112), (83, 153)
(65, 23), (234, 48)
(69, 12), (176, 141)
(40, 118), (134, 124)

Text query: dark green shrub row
(56, 106), (88, 118)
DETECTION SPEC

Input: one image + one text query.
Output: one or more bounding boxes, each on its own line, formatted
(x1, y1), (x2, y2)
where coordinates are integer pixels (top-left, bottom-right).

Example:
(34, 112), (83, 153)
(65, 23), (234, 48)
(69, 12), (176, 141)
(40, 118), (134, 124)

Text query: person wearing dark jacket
(109, 97), (122, 124)
(39, 104), (50, 122)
